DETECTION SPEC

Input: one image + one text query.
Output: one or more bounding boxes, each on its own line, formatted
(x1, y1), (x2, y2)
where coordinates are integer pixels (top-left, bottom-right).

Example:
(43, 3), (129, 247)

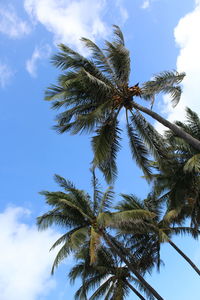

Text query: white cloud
(26, 44), (51, 77)
(0, 5), (30, 38)
(0, 62), (14, 88)
(0, 206), (61, 300)
(24, 0), (108, 52)
(155, 1), (200, 132)
(141, 0), (150, 9)
(116, 0), (128, 23)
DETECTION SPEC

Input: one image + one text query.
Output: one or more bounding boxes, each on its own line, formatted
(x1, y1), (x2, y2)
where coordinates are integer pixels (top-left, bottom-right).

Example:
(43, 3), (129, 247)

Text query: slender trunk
(131, 101), (200, 151)
(168, 239), (200, 276)
(102, 231), (164, 300)
(124, 279), (146, 300)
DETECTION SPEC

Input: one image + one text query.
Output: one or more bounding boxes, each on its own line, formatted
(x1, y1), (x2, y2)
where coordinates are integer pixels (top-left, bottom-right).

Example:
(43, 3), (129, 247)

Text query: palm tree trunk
(131, 101), (200, 151)
(124, 279), (146, 300)
(102, 231), (164, 300)
(168, 239), (200, 276)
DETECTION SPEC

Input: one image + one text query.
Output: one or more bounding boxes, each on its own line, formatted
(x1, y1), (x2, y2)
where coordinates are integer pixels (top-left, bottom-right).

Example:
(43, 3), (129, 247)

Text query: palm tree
(37, 173), (164, 300)
(45, 25), (200, 182)
(69, 244), (154, 300)
(115, 192), (200, 276)
(153, 107), (200, 229)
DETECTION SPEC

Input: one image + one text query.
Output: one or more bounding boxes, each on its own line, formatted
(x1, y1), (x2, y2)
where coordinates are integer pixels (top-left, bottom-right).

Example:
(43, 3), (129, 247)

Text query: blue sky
(0, 0), (200, 299)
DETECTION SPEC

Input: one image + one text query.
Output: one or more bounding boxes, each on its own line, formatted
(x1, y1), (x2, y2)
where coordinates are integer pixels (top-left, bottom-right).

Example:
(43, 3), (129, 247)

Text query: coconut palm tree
(37, 173), (164, 300)
(115, 192), (200, 276)
(69, 244), (154, 300)
(44, 25), (200, 183)
(153, 107), (200, 229)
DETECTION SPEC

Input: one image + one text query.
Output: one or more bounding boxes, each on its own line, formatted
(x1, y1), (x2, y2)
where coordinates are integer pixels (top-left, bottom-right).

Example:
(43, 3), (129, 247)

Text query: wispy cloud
(0, 206), (61, 300)
(141, 0), (150, 9)
(24, 0), (128, 52)
(0, 62), (14, 88)
(26, 44), (51, 77)
(155, 1), (200, 132)
(0, 5), (30, 38)
(116, 0), (128, 23)
(24, 0), (108, 52)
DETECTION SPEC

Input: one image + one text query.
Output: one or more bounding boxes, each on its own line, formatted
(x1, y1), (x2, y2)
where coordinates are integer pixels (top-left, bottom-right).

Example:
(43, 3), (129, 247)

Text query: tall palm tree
(37, 173), (164, 300)
(45, 26), (200, 182)
(153, 107), (200, 229)
(69, 244), (154, 300)
(115, 192), (200, 276)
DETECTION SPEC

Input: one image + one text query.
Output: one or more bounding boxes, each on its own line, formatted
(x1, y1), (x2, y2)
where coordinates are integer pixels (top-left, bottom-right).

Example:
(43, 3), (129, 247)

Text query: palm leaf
(131, 111), (168, 162)
(92, 119), (121, 183)
(126, 122), (152, 178)
(142, 71), (185, 107)
(183, 153), (200, 173)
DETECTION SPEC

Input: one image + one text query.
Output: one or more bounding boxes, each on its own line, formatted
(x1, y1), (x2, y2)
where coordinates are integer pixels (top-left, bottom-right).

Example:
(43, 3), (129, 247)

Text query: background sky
(0, 0), (200, 299)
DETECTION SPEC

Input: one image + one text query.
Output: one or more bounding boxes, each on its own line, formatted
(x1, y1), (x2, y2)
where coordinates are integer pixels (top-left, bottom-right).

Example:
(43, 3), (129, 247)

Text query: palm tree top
(45, 25), (186, 183)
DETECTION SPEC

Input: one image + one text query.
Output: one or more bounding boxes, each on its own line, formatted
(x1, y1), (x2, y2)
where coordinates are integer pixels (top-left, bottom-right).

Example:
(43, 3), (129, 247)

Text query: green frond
(59, 198), (93, 222)
(110, 210), (155, 228)
(89, 276), (114, 300)
(96, 212), (113, 227)
(75, 274), (109, 300)
(116, 194), (144, 211)
(113, 25), (125, 46)
(104, 282), (115, 300)
(185, 107), (200, 138)
(105, 40), (130, 85)
(80, 37), (114, 80)
(92, 119), (121, 183)
(81, 68), (113, 95)
(183, 153), (200, 173)
(45, 84), (67, 102)
(99, 186), (114, 213)
(54, 175), (94, 216)
(37, 209), (63, 230)
(50, 227), (83, 251)
(70, 227), (89, 248)
(52, 43), (114, 88)
(68, 262), (86, 284)
(51, 241), (72, 274)
(161, 85), (182, 107)
(158, 230), (169, 243)
(54, 174), (76, 190)
(168, 226), (200, 239)
(142, 71), (185, 106)
(126, 122), (152, 178)
(131, 111), (168, 162)
(91, 169), (103, 214)
(130, 277), (155, 300)
(163, 209), (181, 224)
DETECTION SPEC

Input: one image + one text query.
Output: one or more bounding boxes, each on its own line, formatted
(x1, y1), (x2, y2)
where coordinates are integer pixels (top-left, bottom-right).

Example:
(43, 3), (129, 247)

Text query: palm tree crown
(37, 173), (164, 300)
(69, 244), (154, 300)
(115, 192), (200, 275)
(46, 25), (186, 183)
(153, 108), (200, 228)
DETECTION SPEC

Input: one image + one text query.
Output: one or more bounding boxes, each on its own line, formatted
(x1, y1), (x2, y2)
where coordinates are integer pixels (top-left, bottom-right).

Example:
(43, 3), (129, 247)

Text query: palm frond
(183, 153), (200, 173)
(99, 186), (114, 213)
(80, 37), (115, 80)
(92, 119), (121, 183)
(50, 227), (83, 251)
(113, 25), (125, 46)
(131, 111), (168, 162)
(126, 122), (152, 178)
(89, 276), (114, 300)
(51, 241), (72, 274)
(142, 71), (185, 107)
